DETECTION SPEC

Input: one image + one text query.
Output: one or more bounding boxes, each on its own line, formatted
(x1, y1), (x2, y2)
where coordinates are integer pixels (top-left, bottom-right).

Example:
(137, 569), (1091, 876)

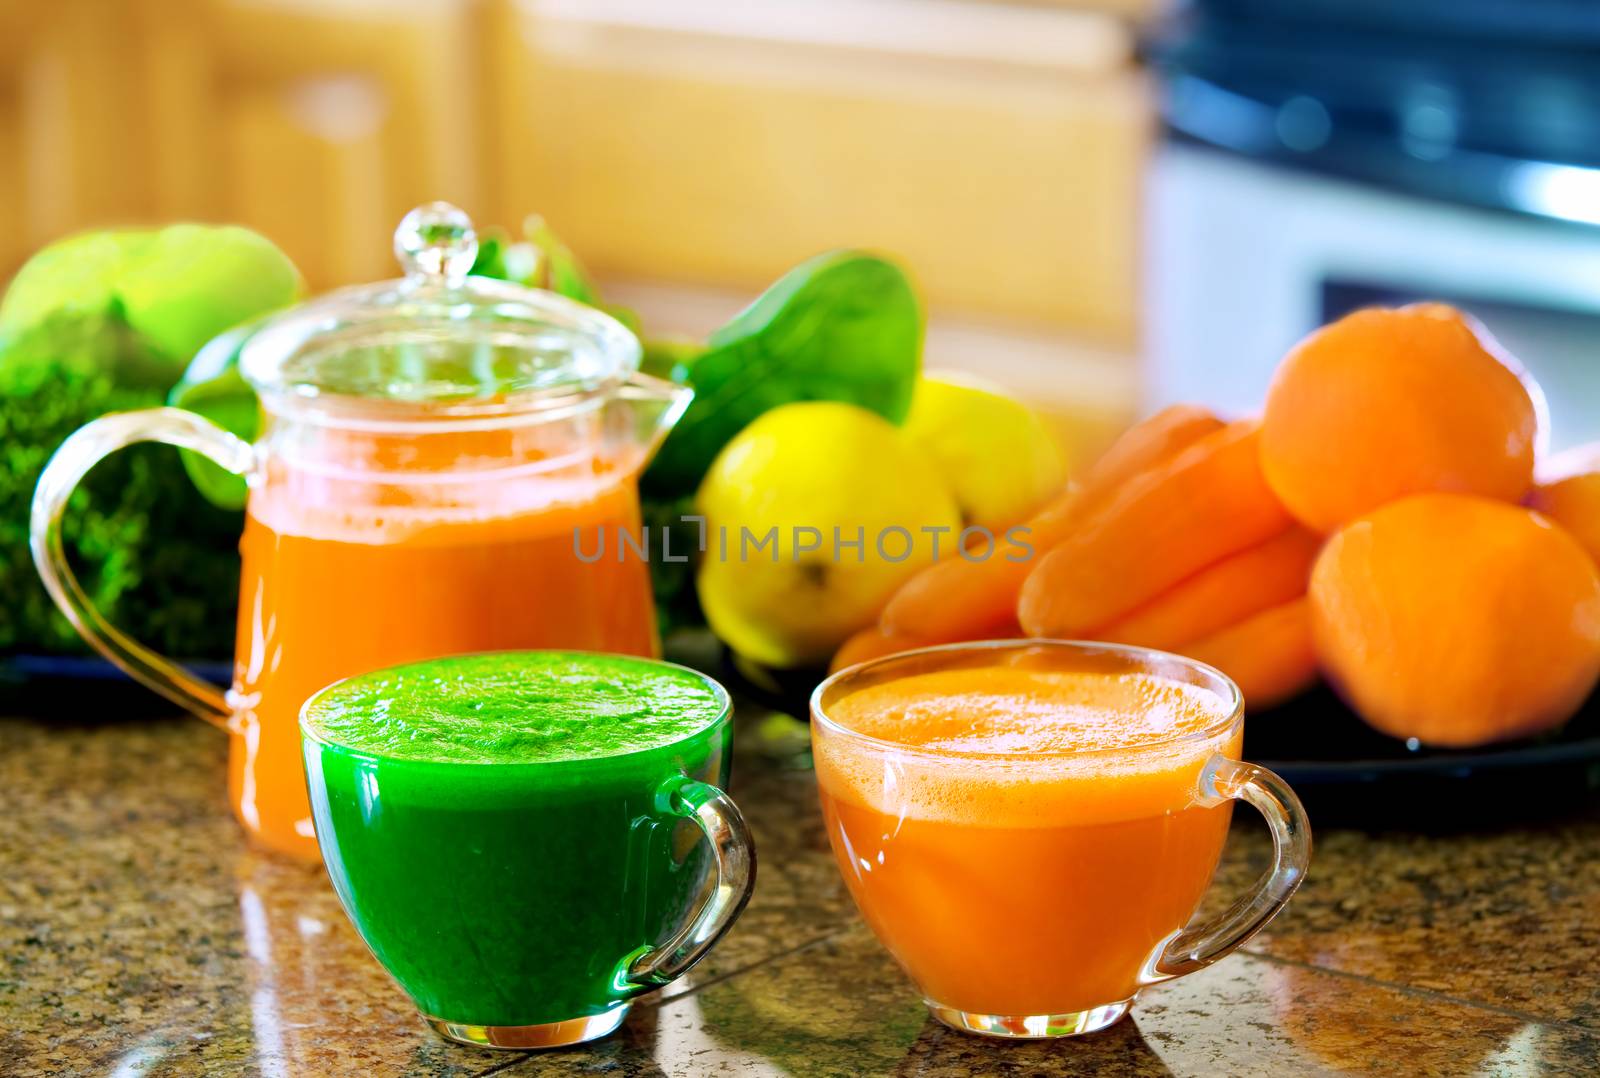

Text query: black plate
(718, 653), (1600, 830)
(1244, 687), (1600, 828)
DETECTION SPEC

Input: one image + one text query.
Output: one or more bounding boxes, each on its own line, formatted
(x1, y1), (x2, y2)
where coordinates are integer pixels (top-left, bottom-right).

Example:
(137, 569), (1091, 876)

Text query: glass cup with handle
(811, 639), (1311, 1038)
(299, 651), (756, 1049)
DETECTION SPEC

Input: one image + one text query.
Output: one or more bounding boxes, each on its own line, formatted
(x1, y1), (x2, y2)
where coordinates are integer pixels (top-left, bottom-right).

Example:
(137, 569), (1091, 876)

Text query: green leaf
(473, 217), (647, 349)
(168, 324), (260, 510)
(522, 215), (602, 306)
(642, 251), (922, 498)
(468, 231), (509, 281)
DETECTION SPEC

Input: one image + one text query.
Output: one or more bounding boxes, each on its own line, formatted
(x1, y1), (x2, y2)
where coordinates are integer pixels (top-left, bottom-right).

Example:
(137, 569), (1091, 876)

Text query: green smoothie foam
(302, 651), (726, 764)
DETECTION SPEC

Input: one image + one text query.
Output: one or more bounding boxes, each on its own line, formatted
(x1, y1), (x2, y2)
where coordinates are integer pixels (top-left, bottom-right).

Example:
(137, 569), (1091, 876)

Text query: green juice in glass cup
(300, 651), (755, 1050)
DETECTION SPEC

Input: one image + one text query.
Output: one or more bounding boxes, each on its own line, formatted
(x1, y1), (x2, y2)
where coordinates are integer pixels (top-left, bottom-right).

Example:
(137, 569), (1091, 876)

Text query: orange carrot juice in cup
(812, 641), (1310, 1038)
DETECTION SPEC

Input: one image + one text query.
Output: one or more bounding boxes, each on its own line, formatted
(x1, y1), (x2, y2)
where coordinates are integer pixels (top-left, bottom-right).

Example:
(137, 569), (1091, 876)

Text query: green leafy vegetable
(0, 224), (296, 659)
(472, 217), (643, 332)
(640, 336), (706, 385)
(0, 310), (241, 658)
(521, 215), (603, 307)
(641, 251), (922, 498)
(467, 230), (517, 285)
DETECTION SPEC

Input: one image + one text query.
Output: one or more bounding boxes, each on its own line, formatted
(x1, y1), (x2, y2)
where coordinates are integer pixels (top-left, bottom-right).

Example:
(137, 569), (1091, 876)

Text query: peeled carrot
(880, 405), (1225, 644)
(1058, 404), (1228, 512)
(1184, 598), (1318, 711)
(829, 619), (1023, 674)
(1093, 526), (1322, 652)
(830, 626), (918, 674)
(1018, 420), (1291, 638)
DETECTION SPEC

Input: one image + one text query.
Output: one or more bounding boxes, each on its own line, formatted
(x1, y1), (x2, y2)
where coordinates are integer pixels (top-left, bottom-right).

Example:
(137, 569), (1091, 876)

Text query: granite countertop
(3, 712), (1599, 1077)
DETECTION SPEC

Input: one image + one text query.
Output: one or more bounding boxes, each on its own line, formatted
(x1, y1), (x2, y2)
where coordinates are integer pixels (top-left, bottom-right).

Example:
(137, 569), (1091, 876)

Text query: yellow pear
(901, 371), (1069, 531)
(696, 402), (960, 668)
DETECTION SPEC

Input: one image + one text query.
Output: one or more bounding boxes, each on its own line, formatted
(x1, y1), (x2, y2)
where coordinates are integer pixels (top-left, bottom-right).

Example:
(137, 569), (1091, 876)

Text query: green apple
(118, 224), (300, 364)
(0, 223), (300, 368)
(0, 230), (152, 339)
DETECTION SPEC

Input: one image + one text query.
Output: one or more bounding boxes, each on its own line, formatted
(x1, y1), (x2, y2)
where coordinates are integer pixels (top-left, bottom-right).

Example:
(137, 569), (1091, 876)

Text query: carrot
(830, 626), (917, 674)
(1061, 404), (1229, 510)
(880, 405), (1224, 644)
(1092, 526), (1322, 652)
(828, 620), (1023, 674)
(1018, 420), (1291, 638)
(1184, 598), (1318, 711)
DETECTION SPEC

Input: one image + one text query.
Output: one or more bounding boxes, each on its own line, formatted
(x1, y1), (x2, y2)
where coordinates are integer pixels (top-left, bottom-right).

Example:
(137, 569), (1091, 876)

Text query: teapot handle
(30, 408), (256, 729)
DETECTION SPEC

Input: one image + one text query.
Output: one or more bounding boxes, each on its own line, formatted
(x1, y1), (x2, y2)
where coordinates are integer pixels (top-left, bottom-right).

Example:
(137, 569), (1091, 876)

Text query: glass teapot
(30, 204), (690, 862)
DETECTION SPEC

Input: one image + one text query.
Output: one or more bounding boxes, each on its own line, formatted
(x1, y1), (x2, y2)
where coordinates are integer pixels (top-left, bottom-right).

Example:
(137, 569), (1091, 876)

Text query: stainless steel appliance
(1146, 1), (1600, 448)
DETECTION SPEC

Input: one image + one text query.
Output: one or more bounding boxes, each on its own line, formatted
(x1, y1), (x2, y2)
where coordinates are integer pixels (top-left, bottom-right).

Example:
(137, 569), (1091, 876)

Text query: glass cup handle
(626, 775), (757, 989)
(29, 407), (256, 730)
(1146, 754), (1312, 983)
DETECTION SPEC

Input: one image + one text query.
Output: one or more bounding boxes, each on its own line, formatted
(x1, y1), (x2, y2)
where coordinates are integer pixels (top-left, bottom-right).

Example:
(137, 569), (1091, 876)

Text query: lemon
(696, 402), (959, 668)
(901, 371), (1068, 531)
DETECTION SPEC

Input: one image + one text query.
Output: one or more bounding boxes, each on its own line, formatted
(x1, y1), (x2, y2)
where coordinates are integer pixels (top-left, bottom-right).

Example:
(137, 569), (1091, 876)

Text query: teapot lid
(239, 203), (641, 418)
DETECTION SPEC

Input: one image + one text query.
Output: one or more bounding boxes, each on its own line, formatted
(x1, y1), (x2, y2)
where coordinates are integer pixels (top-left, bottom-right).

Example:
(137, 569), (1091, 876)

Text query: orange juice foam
(814, 664), (1241, 1015)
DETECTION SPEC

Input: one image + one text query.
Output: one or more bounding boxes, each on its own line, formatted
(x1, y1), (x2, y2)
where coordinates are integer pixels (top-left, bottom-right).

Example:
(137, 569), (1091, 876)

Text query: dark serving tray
(0, 653), (232, 722)
(1243, 687), (1600, 828)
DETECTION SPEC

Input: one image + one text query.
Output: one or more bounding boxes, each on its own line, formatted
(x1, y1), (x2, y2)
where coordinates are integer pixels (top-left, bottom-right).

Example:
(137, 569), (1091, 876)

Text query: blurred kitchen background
(6, 0), (1600, 459)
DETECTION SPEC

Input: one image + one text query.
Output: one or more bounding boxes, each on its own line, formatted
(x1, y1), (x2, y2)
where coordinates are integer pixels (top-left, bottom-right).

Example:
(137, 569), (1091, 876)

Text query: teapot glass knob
(394, 202), (478, 287)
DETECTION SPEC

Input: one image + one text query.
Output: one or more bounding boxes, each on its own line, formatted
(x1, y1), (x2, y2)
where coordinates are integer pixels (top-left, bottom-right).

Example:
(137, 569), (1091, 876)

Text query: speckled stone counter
(3, 713), (1599, 1077)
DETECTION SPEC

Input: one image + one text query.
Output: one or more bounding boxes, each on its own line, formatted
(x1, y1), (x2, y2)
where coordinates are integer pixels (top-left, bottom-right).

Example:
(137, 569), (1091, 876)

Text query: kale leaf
(0, 310), (241, 658)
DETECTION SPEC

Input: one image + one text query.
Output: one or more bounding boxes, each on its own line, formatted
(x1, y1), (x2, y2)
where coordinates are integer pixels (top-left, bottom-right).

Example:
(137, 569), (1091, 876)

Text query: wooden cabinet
(490, 0), (1148, 344)
(5, 0), (1150, 347)
(1, 0), (479, 288)
(141, 0), (480, 287)
(0, 1), (150, 265)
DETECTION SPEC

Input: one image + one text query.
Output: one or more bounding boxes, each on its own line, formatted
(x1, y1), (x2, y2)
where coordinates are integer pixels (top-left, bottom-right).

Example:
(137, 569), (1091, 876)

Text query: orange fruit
(1261, 304), (1544, 533)
(1528, 442), (1600, 567)
(1310, 493), (1600, 747)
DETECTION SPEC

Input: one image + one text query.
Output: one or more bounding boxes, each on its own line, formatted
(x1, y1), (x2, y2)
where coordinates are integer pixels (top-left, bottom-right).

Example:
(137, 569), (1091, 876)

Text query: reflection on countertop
(2, 713), (1598, 1077)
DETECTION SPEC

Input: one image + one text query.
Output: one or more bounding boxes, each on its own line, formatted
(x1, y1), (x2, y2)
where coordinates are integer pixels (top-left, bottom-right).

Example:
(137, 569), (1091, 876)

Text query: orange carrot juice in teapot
(32, 204), (687, 861)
